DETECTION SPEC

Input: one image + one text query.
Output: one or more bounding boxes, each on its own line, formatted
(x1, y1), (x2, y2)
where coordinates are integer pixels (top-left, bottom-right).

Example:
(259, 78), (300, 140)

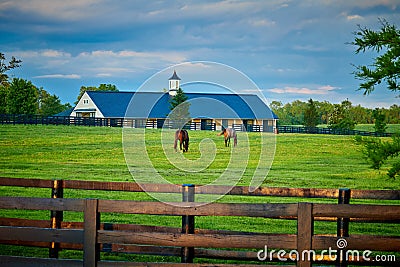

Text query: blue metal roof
(87, 91), (134, 117)
(85, 91), (277, 119)
(54, 107), (74, 116)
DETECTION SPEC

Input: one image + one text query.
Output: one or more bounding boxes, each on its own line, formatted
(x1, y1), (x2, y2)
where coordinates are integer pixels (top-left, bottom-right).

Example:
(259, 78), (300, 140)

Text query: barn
(71, 71), (278, 132)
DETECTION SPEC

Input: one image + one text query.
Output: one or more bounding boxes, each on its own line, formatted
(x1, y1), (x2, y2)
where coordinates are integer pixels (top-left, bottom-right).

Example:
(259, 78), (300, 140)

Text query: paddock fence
(0, 177), (399, 267)
(0, 114), (218, 131)
(276, 125), (393, 137)
(2, 114), (396, 136)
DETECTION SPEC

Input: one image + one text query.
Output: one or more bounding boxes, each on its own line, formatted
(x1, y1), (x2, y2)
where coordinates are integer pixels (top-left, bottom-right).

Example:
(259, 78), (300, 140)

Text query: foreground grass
(0, 125), (399, 262)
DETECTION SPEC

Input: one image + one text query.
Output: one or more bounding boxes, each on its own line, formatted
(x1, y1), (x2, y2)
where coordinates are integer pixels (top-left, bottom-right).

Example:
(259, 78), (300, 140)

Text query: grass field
(1, 124), (399, 188)
(0, 124), (399, 262)
(355, 124), (400, 133)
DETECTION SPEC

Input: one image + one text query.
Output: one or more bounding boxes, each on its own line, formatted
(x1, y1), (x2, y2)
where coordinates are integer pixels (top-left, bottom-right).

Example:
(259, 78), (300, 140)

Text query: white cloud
(11, 48), (188, 79)
(292, 45), (327, 52)
(268, 85), (339, 95)
(74, 50), (188, 77)
(346, 14), (363, 21)
(0, 0), (100, 21)
(34, 74), (81, 79)
(13, 50), (70, 59)
(78, 50), (186, 64)
(96, 73), (112, 77)
(248, 18), (276, 27)
(41, 50), (71, 58)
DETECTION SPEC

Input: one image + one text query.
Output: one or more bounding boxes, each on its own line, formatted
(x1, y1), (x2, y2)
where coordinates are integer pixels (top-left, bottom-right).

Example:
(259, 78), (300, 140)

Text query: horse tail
(184, 130), (189, 151)
(232, 129), (237, 147)
(185, 130), (189, 142)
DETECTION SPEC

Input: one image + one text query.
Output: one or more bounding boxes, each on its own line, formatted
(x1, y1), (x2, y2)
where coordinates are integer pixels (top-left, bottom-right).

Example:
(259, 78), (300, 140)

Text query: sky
(0, 0), (399, 108)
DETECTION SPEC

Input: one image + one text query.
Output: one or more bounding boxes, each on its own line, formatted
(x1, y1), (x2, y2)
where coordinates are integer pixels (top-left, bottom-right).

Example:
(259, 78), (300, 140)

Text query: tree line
(271, 98), (400, 128)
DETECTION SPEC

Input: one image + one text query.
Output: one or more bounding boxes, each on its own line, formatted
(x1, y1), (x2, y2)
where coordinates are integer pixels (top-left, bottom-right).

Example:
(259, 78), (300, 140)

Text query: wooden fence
(2, 114), (396, 136)
(0, 177), (399, 267)
(0, 114), (217, 131)
(277, 125), (393, 137)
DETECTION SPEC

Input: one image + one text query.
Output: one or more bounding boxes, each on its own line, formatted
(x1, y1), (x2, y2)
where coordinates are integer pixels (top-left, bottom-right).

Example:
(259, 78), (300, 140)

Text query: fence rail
(0, 177), (399, 266)
(0, 114), (219, 130)
(277, 125), (393, 137)
(2, 114), (394, 136)
(1, 177), (399, 200)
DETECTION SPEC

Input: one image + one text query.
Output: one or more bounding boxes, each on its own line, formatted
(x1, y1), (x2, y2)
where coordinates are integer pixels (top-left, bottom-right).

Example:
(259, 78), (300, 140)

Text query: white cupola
(168, 70), (181, 96)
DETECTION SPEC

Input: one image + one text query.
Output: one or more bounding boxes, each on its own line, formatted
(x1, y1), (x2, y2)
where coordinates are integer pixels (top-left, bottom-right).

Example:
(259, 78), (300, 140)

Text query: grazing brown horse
(174, 129), (189, 152)
(218, 127), (237, 147)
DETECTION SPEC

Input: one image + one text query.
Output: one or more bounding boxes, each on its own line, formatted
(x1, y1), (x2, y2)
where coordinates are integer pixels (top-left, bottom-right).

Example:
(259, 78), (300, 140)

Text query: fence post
(297, 202), (313, 267)
(84, 199), (100, 267)
(49, 179), (64, 258)
(337, 188), (350, 267)
(181, 184), (195, 263)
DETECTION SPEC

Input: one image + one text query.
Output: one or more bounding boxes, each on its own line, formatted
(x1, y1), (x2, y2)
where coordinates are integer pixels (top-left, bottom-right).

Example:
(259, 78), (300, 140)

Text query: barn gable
(71, 91), (104, 118)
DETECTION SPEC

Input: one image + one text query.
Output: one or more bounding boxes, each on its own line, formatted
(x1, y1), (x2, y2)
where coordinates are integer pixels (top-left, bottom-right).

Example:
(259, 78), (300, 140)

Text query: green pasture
(1, 124), (399, 188)
(0, 125), (399, 262)
(355, 124), (400, 133)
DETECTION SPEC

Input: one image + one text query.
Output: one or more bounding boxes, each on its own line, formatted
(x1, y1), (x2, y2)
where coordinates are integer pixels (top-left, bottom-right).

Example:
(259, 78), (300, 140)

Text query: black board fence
(0, 114), (122, 127)
(0, 114), (395, 136)
(277, 125), (393, 137)
(0, 114), (217, 130)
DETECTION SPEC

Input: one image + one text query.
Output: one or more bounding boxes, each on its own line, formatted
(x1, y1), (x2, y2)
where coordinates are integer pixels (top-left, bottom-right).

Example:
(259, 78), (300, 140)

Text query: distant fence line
(277, 125), (393, 137)
(0, 114), (216, 130)
(0, 114), (395, 136)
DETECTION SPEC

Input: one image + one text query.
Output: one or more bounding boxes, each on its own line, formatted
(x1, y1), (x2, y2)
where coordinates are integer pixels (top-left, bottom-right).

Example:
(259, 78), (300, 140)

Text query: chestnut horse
(174, 129), (189, 152)
(218, 127), (237, 147)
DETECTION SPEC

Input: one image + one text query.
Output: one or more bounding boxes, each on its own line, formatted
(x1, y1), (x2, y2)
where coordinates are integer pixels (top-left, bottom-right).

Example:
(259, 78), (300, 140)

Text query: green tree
(6, 78), (38, 114)
(328, 100), (356, 130)
(75, 84), (118, 104)
(355, 135), (400, 179)
(372, 108), (387, 134)
(388, 104), (400, 123)
(0, 85), (7, 114)
(281, 100), (307, 125)
(0, 52), (22, 86)
(303, 98), (319, 127)
(168, 88), (190, 128)
(352, 19), (400, 95)
(318, 101), (334, 125)
(270, 101), (289, 125)
(0, 52), (22, 113)
(351, 104), (372, 124)
(38, 88), (71, 116)
(270, 101), (285, 125)
(352, 19), (400, 179)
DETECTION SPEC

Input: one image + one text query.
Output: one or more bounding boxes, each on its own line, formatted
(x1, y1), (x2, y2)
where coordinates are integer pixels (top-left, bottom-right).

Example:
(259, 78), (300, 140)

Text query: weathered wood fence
(0, 177), (399, 267)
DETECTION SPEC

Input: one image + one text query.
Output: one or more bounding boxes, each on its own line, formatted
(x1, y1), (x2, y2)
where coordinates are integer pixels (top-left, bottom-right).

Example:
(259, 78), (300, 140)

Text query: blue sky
(0, 0), (399, 108)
